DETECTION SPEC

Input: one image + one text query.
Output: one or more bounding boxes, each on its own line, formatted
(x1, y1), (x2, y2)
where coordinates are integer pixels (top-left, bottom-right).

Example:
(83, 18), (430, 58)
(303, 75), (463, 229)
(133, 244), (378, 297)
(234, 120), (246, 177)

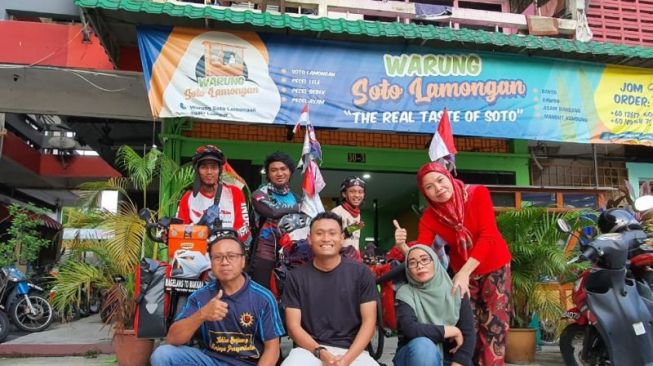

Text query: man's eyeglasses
(211, 253), (244, 263)
(407, 257), (433, 269)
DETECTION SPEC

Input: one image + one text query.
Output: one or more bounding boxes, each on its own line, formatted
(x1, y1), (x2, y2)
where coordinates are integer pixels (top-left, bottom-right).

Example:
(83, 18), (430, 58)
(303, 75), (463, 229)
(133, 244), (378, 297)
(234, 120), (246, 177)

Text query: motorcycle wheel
(560, 324), (588, 366)
(0, 311), (9, 343)
(366, 298), (385, 360)
(9, 294), (54, 332)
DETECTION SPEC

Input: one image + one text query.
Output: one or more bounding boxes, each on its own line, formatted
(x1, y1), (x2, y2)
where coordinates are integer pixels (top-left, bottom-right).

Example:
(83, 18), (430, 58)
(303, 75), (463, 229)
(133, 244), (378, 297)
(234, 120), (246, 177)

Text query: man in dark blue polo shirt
(151, 231), (284, 366)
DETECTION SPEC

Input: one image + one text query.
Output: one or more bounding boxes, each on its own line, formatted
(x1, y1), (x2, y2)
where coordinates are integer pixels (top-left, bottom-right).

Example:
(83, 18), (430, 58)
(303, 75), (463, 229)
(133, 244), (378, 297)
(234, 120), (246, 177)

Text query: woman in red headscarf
(393, 162), (512, 366)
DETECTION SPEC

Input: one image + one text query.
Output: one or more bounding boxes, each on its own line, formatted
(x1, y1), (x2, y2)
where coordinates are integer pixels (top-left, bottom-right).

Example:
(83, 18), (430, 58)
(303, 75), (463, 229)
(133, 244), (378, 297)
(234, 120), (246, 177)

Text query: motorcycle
(0, 306), (9, 342)
(0, 266), (53, 332)
(558, 200), (653, 365)
(139, 207), (223, 331)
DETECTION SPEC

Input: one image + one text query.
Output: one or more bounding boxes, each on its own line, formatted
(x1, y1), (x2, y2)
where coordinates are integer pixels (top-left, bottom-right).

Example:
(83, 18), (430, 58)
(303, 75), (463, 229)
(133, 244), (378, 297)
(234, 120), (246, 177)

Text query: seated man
(177, 144), (250, 244)
(281, 211), (379, 366)
(150, 231), (284, 366)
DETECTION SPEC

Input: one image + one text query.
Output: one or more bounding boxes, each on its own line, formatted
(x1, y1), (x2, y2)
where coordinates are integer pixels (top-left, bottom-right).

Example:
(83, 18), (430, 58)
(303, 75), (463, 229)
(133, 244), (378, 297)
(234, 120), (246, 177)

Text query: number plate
(165, 278), (206, 293)
(563, 311), (581, 320)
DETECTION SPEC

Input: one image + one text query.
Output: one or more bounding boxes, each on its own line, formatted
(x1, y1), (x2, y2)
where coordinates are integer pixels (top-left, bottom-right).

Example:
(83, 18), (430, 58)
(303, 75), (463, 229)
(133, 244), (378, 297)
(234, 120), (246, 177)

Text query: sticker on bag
(633, 321), (646, 336)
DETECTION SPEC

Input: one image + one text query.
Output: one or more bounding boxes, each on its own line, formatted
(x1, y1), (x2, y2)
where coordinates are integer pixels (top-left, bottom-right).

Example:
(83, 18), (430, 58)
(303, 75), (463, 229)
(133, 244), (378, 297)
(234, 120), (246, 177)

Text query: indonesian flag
(221, 162), (247, 189)
(428, 108), (457, 162)
(292, 105), (309, 136)
(294, 105), (325, 217)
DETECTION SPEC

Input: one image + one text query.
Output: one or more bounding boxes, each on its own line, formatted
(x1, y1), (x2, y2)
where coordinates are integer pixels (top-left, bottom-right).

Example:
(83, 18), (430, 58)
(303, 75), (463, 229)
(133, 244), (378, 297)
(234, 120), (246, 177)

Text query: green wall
(162, 133), (530, 184)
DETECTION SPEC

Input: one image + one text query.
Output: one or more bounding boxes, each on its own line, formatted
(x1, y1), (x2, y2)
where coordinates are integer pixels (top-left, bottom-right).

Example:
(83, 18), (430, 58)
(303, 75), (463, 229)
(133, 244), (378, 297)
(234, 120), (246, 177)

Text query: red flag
(302, 161), (315, 196)
(429, 108), (457, 161)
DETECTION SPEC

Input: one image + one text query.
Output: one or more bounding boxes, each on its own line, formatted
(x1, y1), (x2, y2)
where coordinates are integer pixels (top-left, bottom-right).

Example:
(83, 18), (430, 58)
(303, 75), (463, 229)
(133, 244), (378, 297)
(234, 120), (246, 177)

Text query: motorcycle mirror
(566, 256), (579, 265)
(634, 195), (653, 212)
(138, 208), (152, 221)
(557, 218), (572, 234)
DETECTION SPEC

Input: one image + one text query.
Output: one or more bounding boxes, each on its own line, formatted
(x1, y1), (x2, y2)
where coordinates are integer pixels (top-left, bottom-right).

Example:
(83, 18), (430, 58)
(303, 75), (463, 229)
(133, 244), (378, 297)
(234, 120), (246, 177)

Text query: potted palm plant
(497, 207), (588, 364)
(52, 146), (193, 366)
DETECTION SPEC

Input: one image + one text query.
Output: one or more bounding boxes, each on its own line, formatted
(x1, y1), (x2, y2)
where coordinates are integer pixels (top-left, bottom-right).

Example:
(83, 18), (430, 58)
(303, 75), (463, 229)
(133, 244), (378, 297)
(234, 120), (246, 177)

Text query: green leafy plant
(497, 207), (591, 329)
(0, 203), (52, 268)
(53, 145), (193, 330)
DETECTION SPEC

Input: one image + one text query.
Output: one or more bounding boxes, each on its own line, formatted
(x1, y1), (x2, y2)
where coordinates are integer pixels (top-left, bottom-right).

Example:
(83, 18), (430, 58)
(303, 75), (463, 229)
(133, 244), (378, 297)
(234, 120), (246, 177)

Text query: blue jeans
(150, 345), (225, 366)
(393, 337), (443, 366)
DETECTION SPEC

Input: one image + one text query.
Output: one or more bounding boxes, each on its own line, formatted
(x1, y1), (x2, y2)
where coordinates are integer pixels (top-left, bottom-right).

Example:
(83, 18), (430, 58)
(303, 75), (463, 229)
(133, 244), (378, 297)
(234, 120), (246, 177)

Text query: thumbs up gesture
(393, 220), (407, 246)
(200, 289), (229, 322)
(393, 220), (410, 256)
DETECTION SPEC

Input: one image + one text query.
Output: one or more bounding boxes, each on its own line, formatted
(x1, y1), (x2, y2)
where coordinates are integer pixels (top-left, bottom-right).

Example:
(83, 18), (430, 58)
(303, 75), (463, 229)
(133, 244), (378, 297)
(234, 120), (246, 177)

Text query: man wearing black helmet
(248, 151), (302, 289)
(176, 145), (251, 244)
(331, 176), (366, 260)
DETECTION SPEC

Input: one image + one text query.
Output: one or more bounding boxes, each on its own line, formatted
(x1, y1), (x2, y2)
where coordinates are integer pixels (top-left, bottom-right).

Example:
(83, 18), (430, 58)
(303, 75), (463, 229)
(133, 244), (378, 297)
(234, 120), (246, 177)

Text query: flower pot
(113, 329), (154, 366)
(505, 328), (536, 364)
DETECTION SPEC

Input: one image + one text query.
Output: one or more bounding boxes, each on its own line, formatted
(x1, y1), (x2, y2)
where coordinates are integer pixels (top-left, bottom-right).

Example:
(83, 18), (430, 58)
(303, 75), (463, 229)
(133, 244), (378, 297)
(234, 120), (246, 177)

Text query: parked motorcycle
(558, 200), (653, 365)
(0, 266), (53, 332)
(0, 306), (9, 342)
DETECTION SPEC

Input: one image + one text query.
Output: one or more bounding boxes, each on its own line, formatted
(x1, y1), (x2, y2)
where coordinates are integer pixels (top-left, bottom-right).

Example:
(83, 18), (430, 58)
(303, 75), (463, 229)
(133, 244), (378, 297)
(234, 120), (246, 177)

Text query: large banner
(137, 26), (653, 146)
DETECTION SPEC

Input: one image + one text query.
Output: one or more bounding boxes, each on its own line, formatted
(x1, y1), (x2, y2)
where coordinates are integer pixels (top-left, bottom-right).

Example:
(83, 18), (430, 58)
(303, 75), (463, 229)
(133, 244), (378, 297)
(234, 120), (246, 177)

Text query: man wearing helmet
(331, 176), (366, 260)
(176, 145), (251, 244)
(248, 151), (302, 289)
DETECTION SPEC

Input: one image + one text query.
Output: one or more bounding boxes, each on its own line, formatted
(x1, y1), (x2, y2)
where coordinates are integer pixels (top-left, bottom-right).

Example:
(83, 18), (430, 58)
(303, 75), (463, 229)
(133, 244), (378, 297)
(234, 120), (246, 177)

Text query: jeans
(150, 345), (224, 366)
(393, 337), (443, 366)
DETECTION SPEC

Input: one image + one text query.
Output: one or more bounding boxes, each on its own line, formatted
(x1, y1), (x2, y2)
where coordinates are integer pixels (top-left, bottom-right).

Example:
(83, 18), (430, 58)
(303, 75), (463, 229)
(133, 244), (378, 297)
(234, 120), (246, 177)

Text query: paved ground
(0, 315), (564, 365)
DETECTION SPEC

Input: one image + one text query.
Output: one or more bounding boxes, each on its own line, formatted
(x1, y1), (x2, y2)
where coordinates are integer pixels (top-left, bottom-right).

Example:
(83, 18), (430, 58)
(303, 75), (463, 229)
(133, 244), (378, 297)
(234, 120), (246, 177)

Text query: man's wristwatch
(313, 346), (326, 359)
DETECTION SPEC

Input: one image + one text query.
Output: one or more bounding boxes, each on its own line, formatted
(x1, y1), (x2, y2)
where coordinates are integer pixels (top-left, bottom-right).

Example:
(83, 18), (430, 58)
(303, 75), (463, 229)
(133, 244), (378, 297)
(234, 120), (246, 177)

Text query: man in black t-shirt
(281, 211), (379, 366)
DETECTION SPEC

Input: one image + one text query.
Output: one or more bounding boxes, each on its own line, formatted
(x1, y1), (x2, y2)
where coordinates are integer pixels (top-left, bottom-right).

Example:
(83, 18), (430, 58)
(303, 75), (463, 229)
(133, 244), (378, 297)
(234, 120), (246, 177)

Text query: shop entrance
(288, 169), (420, 252)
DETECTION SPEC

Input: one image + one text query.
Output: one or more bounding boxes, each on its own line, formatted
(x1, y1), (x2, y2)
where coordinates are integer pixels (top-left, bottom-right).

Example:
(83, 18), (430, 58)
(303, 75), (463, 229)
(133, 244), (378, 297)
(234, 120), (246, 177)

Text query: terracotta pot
(113, 329), (154, 366)
(505, 328), (536, 364)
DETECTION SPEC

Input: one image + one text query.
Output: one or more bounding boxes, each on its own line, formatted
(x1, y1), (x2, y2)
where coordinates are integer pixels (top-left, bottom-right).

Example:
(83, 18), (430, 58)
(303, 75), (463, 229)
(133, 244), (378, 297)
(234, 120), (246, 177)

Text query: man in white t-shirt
(331, 176), (366, 261)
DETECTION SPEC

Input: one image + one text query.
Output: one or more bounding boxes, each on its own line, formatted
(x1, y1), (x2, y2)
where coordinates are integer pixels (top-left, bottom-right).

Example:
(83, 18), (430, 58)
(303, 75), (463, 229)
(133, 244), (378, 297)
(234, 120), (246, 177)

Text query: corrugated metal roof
(75, 0), (653, 66)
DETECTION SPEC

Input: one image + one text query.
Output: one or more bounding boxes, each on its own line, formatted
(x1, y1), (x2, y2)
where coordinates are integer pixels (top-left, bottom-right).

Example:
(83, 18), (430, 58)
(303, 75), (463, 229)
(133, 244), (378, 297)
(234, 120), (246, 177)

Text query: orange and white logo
(239, 312), (255, 328)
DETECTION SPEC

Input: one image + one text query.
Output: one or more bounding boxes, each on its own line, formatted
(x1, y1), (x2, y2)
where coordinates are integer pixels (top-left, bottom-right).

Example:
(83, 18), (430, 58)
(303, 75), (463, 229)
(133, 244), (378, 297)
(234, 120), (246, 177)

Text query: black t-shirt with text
(282, 259), (377, 348)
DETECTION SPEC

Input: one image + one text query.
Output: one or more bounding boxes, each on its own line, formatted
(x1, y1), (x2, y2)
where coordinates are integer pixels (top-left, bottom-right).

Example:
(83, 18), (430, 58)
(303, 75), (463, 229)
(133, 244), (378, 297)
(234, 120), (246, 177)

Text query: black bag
(134, 258), (170, 338)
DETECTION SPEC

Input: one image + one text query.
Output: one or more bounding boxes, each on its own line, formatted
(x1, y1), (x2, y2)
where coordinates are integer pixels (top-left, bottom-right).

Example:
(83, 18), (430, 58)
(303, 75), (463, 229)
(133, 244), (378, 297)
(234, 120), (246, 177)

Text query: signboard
(137, 26), (653, 146)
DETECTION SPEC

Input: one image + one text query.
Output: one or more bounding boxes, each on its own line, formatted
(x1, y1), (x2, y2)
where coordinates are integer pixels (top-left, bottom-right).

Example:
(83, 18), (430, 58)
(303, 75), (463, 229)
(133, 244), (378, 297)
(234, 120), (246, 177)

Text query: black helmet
(597, 208), (642, 233)
(264, 151), (295, 175)
(192, 145), (226, 169)
(340, 176), (366, 193)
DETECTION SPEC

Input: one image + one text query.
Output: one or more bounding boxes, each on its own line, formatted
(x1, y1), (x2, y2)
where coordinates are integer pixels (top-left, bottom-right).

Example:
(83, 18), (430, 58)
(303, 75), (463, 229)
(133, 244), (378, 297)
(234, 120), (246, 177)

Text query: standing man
(248, 151), (301, 289)
(150, 231), (285, 366)
(177, 144), (250, 244)
(331, 176), (366, 261)
(281, 211), (379, 366)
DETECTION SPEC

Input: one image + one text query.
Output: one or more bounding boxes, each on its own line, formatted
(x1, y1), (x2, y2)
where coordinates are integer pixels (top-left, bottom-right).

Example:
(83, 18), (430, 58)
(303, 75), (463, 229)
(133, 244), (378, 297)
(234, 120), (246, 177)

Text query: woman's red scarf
(417, 162), (474, 260)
